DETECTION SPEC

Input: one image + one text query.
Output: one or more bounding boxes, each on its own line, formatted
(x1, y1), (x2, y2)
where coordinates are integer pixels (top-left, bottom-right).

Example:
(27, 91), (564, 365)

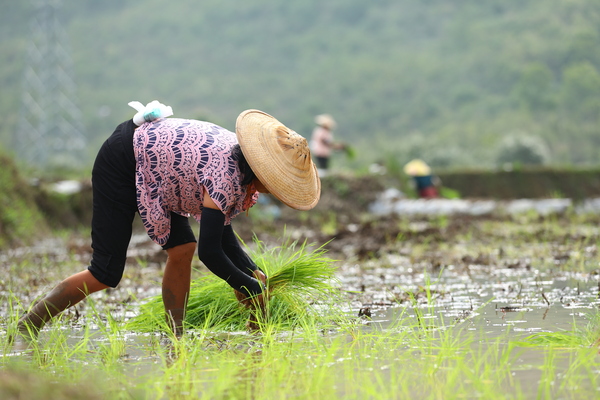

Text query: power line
(17, 0), (86, 168)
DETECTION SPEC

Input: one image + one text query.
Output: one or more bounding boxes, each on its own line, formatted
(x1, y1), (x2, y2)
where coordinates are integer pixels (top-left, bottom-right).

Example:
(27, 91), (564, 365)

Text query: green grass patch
(128, 239), (347, 333)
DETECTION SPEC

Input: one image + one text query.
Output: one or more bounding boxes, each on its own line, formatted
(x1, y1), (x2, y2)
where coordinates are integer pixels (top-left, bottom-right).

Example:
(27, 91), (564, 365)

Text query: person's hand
(234, 270), (268, 308)
(248, 270), (267, 330)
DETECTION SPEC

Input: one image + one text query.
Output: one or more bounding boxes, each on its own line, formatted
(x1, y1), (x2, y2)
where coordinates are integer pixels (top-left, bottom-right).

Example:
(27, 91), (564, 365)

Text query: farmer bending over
(16, 102), (320, 339)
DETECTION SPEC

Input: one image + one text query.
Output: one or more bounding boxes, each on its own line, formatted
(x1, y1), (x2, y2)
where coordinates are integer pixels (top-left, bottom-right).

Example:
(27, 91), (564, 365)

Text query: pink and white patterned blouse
(310, 126), (334, 158)
(133, 118), (259, 246)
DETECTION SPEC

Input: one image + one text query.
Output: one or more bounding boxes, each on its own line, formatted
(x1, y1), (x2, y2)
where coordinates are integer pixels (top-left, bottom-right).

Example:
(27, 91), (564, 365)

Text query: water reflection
(352, 265), (599, 341)
(369, 192), (600, 216)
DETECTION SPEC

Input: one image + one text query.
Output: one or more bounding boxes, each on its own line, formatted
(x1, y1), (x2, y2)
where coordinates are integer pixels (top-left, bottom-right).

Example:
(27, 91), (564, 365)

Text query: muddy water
(365, 272), (598, 335)
(2, 209), (599, 341)
(3, 204), (600, 400)
(329, 259), (599, 396)
(369, 192), (600, 216)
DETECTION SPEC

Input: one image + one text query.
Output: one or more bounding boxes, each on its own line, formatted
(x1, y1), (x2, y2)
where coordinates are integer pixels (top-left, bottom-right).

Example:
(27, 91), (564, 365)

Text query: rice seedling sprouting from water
(128, 238), (345, 332)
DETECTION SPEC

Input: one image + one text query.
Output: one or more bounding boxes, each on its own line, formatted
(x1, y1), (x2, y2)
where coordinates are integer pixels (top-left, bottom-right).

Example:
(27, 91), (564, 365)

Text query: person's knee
(167, 242), (196, 263)
(88, 251), (126, 288)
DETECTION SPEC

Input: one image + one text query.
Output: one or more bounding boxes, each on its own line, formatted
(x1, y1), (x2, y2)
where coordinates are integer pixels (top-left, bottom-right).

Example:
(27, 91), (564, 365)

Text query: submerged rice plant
(516, 312), (600, 348)
(128, 238), (347, 332)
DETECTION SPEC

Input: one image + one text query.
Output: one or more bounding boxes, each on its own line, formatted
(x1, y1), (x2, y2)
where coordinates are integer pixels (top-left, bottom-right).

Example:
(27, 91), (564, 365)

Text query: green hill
(2, 0), (600, 171)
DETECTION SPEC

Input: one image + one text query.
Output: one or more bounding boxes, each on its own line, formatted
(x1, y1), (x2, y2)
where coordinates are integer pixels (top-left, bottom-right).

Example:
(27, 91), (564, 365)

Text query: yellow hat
(314, 114), (337, 129)
(403, 159), (431, 176)
(236, 109), (321, 210)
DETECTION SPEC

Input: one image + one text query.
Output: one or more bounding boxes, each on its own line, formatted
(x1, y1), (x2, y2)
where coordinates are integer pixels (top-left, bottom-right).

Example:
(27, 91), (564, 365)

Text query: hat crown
(236, 109), (321, 210)
(276, 126), (311, 169)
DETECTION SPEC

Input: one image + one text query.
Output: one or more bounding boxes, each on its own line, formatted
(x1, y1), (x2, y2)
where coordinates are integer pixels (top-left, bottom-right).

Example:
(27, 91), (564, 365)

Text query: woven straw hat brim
(236, 109), (321, 210)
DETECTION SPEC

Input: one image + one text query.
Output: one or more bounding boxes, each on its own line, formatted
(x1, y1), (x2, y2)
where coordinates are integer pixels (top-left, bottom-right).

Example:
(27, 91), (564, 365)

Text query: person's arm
(197, 194), (263, 296)
(221, 225), (265, 278)
(319, 128), (333, 147)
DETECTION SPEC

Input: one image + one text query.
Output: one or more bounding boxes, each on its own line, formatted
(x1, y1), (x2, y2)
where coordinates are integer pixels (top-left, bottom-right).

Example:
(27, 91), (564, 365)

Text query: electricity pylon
(17, 0), (86, 168)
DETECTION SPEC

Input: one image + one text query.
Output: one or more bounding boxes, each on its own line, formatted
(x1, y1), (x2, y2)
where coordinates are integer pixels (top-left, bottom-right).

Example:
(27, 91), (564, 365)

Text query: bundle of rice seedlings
(128, 238), (345, 332)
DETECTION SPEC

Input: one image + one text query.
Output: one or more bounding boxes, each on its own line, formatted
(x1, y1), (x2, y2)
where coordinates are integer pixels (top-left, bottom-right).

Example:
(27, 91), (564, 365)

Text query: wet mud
(3, 170), (600, 342)
(3, 189), (600, 400)
(2, 206), (599, 337)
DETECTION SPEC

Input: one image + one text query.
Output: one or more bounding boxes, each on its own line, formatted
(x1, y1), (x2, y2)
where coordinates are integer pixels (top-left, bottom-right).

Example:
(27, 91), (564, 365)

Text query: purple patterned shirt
(133, 118), (259, 245)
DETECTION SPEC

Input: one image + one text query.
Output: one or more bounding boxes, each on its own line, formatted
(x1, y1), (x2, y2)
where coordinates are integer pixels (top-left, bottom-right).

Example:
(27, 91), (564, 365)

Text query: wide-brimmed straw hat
(403, 159), (431, 177)
(236, 109), (321, 210)
(314, 114), (337, 129)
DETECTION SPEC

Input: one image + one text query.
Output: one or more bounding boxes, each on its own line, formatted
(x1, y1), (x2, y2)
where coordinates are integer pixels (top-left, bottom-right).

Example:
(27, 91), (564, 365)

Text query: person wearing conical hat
(403, 159), (440, 199)
(310, 114), (346, 176)
(15, 103), (320, 341)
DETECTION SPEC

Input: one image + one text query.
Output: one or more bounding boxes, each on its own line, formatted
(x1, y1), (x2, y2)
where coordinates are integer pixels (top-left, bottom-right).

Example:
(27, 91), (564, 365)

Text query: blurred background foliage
(1, 0), (600, 174)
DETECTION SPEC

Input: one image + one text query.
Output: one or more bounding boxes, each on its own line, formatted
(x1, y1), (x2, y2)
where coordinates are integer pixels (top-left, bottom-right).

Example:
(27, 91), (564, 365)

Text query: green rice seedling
(2, 291), (27, 354)
(401, 270), (448, 341)
(519, 331), (585, 348)
(320, 212), (338, 236)
(515, 311), (600, 349)
(128, 238), (348, 333)
(6, 214), (600, 399)
(83, 295), (128, 366)
(0, 364), (108, 400)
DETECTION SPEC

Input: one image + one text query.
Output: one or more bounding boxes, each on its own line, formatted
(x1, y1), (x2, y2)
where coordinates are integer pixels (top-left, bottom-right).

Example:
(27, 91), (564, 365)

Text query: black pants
(88, 120), (195, 287)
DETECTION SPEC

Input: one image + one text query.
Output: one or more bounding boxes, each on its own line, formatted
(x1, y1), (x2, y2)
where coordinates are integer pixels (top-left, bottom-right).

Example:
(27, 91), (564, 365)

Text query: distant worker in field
(404, 159), (440, 199)
(310, 114), (347, 176)
(14, 101), (320, 341)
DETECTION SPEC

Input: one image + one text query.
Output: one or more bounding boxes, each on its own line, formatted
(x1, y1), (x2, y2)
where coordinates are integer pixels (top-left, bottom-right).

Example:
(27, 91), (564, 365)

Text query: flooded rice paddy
(1, 201), (600, 399)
